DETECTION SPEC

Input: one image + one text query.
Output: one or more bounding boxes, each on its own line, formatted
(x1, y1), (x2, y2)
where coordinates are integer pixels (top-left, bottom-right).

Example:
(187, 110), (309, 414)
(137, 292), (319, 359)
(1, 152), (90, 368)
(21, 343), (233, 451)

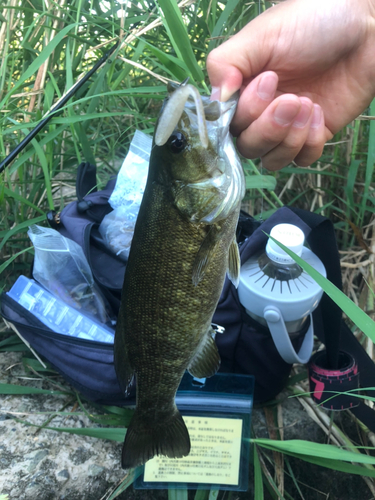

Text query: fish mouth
(155, 81), (245, 225)
(155, 80), (239, 150)
(155, 82), (209, 148)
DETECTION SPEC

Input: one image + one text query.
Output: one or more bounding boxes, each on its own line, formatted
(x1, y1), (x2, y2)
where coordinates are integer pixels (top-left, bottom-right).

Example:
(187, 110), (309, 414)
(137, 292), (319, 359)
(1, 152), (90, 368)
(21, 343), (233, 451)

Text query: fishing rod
(0, 41), (119, 175)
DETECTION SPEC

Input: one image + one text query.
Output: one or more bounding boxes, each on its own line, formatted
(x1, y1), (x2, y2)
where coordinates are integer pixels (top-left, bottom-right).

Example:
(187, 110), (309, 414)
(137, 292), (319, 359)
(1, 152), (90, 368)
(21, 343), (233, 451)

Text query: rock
(88, 464), (105, 477)
(56, 469), (70, 482)
(25, 449), (49, 472)
(69, 447), (91, 465)
(24, 482), (56, 500)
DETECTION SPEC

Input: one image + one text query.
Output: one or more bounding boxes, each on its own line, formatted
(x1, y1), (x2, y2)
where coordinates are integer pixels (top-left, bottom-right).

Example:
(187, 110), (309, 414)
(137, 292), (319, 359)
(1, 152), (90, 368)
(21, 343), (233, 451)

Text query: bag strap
(289, 208), (375, 431)
(289, 208), (342, 369)
(73, 162), (116, 223)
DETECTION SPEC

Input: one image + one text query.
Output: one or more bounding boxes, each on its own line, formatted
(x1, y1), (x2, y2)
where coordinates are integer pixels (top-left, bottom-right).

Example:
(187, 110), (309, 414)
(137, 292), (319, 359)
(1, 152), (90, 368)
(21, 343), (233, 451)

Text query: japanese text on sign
(144, 416), (242, 485)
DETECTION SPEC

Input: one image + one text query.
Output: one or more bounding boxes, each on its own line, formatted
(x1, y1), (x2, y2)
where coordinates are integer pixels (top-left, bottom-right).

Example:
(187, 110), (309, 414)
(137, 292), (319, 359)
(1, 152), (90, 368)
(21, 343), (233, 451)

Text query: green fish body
(114, 83), (245, 469)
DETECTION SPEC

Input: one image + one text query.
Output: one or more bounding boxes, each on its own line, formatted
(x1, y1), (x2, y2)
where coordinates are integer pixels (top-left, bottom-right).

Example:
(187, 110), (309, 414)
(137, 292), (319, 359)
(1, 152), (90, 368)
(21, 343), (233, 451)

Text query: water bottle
(237, 224), (326, 364)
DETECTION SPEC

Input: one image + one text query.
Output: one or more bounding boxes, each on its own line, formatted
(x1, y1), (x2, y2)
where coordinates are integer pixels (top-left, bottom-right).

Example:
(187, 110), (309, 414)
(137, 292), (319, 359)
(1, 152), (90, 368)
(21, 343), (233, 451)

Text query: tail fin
(122, 408), (190, 469)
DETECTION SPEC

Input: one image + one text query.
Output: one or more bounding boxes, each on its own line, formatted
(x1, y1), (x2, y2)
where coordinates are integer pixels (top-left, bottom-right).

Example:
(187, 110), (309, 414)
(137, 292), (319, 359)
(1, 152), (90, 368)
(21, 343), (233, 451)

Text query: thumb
(206, 12), (276, 101)
(206, 47), (245, 102)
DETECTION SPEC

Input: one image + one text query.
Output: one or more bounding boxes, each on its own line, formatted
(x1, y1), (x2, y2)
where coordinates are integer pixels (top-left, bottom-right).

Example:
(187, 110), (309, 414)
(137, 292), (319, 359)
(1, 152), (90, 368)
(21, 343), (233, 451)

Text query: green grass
(0, 0), (374, 498)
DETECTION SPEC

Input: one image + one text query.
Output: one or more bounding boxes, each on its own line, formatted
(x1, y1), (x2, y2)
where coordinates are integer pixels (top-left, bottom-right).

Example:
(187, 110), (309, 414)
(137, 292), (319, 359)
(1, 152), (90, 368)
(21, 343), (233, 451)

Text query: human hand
(206, 0), (375, 170)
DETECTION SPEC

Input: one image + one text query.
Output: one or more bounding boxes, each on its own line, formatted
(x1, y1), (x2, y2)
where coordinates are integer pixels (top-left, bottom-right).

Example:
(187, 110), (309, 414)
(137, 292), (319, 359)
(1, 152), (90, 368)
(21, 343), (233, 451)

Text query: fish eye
(167, 132), (187, 154)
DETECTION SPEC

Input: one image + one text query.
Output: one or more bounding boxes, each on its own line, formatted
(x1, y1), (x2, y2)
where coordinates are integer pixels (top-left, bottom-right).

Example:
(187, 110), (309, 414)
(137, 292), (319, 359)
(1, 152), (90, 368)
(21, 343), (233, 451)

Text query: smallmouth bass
(114, 82), (245, 469)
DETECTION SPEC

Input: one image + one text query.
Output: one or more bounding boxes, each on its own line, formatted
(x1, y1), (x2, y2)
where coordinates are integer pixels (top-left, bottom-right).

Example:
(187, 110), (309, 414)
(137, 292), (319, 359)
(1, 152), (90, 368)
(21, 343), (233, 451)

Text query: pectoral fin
(188, 328), (221, 378)
(227, 238), (240, 288)
(192, 226), (220, 286)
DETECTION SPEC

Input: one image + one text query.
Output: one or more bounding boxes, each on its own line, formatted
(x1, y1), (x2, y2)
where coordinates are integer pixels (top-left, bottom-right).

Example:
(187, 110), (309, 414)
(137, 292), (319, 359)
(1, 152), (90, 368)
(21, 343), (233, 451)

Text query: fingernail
(210, 86), (221, 101)
(311, 104), (322, 128)
(273, 100), (300, 126)
(257, 73), (277, 100)
(292, 100), (313, 128)
(219, 85), (235, 102)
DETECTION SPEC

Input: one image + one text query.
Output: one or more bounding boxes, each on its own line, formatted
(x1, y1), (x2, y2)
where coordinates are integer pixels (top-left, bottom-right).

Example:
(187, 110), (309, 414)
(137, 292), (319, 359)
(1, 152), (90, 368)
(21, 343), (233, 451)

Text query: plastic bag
(100, 130), (152, 259)
(108, 130), (152, 209)
(28, 225), (115, 326)
(99, 202), (138, 261)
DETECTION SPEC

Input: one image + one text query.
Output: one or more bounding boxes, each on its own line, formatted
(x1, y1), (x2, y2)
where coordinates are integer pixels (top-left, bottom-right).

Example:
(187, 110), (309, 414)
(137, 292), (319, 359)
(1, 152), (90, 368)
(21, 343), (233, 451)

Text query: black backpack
(1, 162), (375, 432)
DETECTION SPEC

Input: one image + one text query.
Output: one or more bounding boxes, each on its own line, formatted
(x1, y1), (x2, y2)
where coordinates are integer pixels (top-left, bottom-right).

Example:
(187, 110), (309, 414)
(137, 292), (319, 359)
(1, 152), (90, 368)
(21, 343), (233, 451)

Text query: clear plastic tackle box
(7, 275), (115, 343)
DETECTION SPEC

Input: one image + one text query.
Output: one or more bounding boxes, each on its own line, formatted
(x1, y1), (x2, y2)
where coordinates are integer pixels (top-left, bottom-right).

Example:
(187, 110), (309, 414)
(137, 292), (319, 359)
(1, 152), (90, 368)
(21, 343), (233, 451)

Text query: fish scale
(114, 82), (245, 469)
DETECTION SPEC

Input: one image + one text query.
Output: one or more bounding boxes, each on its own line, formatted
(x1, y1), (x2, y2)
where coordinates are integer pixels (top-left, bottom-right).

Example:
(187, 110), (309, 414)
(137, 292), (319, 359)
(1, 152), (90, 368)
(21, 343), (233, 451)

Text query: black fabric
(75, 162), (97, 201)
(1, 294), (131, 405)
(215, 301), (306, 403)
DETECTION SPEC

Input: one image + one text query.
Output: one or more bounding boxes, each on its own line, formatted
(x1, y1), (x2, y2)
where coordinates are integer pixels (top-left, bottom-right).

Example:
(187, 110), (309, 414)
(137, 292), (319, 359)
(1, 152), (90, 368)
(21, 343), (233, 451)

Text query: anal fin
(188, 329), (221, 378)
(227, 238), (240, 288)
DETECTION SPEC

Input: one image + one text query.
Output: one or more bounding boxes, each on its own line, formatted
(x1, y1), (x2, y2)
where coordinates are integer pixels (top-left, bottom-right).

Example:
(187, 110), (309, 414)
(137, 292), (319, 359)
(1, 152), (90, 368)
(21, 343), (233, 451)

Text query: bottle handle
(263, 306), (313, 364)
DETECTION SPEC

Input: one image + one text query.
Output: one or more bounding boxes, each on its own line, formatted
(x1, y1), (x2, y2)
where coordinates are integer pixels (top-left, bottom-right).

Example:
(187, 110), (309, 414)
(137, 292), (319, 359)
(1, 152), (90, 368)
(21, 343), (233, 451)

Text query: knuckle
(304, 134), (324, 150)
(283, 136), (304, 152)
(258, 127), (284, 147)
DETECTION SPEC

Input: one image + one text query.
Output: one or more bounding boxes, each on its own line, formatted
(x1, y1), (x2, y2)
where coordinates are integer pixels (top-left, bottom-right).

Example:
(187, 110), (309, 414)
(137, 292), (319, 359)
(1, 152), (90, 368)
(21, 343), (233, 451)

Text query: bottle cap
(265, 224), (305, 263)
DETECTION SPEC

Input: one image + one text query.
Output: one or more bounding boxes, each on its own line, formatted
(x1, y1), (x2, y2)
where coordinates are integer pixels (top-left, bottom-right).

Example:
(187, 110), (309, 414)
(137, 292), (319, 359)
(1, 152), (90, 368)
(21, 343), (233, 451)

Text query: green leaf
(156, 0), (205, 84)
(267, 234), (375, 342)
(281, 166), (345, 179)
(39, 425), (126, 441)
(0, 247), (33, 274)
(113, 39), (146, 90)
(107, 468), (142, 499)
(0, 23), (77, 108)
(280, 451), (375, 479)
(284, 458), (305, 499)
(346, 159), (361, 212)
(208, 0), (242, 53)
(9, 125), (68, 174)
(208, 489), (219, 500)
(52, 111), (137, 124)
(253, 445), (264, 499)
(194, 489), (209, 500)
(0, 334), (21, 347)
(0, 218), (47, 251)
(3, 187), (44, 214)
(74, 122), (96, 165)
(145, 42), (189, 82)
(15, 417), (127, 441)
(245, 174), (277, 190)
(253, 439), (375, 465)
(30, 139), (54, 210)
(0, 383), (70, 396)
(0, 345), (31, 352)
(168, 488), (188, 500)
(362, 98), (375, 222)
(22, 357), (55, 373)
